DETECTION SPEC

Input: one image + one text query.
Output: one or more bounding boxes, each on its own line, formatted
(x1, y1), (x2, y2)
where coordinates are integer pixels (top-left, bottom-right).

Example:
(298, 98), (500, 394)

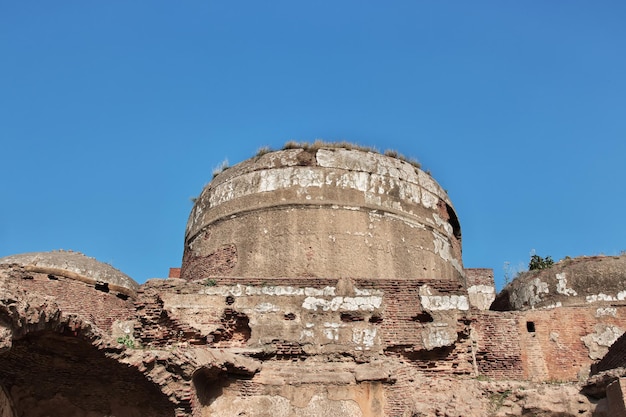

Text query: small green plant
(529, 254), (554, 271)
(489, 389), (511, 411)
(204, 278), (217, 287)
(116, 334), (135, 349)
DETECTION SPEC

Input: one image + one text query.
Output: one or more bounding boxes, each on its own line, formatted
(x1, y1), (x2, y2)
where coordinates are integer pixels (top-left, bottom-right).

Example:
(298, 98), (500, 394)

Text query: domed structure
(491, 255), (626, 311)
(0, 250), (139, 297)
(181, 145), (463, 282)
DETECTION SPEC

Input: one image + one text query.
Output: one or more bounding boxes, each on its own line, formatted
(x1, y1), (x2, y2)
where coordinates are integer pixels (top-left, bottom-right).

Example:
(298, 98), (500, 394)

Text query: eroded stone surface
(182, 148), (463, 281)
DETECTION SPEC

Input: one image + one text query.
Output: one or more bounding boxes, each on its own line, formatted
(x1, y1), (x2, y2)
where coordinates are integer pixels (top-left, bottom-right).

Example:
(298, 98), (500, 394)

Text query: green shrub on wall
(529, 254), (554, 271)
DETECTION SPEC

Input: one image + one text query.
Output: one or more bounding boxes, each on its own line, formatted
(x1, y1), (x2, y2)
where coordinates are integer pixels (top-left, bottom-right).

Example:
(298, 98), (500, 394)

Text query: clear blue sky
(1, 1), (624, 289)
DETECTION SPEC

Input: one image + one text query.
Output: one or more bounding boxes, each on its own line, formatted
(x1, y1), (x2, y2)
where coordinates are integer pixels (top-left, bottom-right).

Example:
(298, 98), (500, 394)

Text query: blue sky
(1, 1), (624, 289)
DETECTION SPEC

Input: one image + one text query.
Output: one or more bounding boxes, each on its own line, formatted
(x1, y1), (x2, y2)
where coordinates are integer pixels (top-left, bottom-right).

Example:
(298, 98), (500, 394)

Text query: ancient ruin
(1, 144), (626, 416)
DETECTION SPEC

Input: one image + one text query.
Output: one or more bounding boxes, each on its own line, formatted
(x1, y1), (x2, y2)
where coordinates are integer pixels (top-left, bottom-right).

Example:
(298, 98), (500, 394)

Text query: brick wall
(135, 280), (209, 347)
(465, 268), (495, 287)
(472, 311), (524, 379)
(472, 306), (626, 382)
(138, 277), (468, 352)
(139, 276), (473, 416)
(520, 307), (626, 381)
(13, 272), (136, 333)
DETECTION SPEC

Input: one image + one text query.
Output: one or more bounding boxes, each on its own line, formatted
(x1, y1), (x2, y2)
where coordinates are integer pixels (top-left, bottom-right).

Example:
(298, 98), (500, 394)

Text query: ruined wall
(134, 275), (475, 416)
(0, 264), (180, 417)
(465, 268), (495, 310)
(493, 255), (626, 311)
(592, 329), (626, 374)
(137, 277), (471, 362)
(182, 148), (463, 282)
(472, 311), (524, 379)
(471, 305), (626, 383)
(4, 142), (626, 416)
(518, 306), (626, 381)
(5, 270), (136, 335)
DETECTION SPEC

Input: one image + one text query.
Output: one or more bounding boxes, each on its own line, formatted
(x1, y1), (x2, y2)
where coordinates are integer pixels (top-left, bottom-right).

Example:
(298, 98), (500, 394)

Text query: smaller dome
(492, 255), (626, 311)
(0, 251), (139, 297)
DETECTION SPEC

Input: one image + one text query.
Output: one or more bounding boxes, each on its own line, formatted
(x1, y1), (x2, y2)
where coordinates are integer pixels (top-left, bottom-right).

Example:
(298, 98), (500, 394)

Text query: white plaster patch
(586, 293), (617, 303)
(300, 329), (314, 340)
(352, 328), (377, 350)
(302, 296), (383, 312)
(467, 285), (495, 296)
(422, 324), (455, 349)
(323, 322), (341, 341)
(419, 286), (469, 311)
(596, 307), (617, 317)
(433, 213), (453, 235)
(421, 190), (438, 209)
(431, 231), (463, 274)
(201, 284), (338, 297)
(555, 272), (577, 296)
(543, 302), (562, 309)
(582, 324), (624, 360)
(354, 288), (383, 296)
(432, 233), (451, 260)
(316, 148), (420, 185)
(418, 170), (439, 194)
(254, 303), (280, 313)
(467, 285), (496, 311)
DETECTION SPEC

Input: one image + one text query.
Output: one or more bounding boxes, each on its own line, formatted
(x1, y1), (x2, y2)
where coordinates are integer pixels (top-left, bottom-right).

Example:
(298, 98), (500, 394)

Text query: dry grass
(212, 159), (230, 178)
(282, 140), (378, 153)
(282, 140), (424, 170)
(255, 146), (272, 157)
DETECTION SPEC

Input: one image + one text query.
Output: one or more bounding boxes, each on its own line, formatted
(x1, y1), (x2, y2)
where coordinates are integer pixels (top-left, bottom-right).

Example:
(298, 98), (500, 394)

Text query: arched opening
(445, 203), (462, 242)
(0, 330), (175, 417)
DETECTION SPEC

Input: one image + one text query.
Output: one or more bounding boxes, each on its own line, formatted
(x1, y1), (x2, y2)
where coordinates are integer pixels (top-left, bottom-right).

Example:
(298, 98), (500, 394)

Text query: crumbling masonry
(2, 145), (626, 416)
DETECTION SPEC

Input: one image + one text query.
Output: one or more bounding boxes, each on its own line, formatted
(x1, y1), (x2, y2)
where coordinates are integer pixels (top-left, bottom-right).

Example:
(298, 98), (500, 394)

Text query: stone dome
(181, 146), (463, 282)
(491, 255), (626, 311)
(0, 251), (139, 297)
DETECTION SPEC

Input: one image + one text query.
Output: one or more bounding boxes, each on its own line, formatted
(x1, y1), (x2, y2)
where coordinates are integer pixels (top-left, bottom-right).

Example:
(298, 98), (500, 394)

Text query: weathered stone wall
(136, 277), (472, 360)
(3, 256), (625, 416)
(135, 276), (474, 416)
(182, 148), (463, 282)
(493, 255), (626, 311)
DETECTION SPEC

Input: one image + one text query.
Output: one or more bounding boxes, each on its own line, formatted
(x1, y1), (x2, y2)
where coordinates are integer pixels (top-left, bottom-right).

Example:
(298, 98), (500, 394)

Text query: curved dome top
(182, 146), (463, 281)
(0, 251), (139, 297)
(492, 255), (626, 311)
